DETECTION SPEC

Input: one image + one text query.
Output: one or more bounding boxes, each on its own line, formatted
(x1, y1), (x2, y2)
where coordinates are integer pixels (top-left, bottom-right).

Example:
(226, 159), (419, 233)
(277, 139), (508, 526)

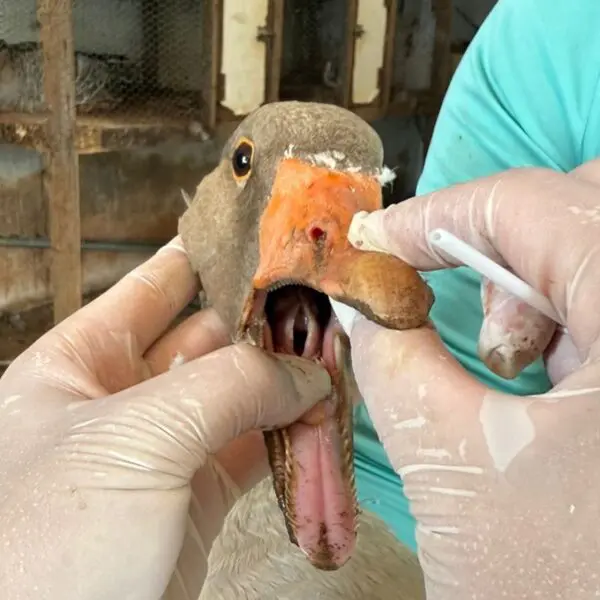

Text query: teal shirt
(354, 0), (600, 550)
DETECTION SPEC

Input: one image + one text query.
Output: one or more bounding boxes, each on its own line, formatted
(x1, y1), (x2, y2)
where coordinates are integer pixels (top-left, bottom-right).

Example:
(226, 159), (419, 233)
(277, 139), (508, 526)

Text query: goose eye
(232, 139), (254, 180)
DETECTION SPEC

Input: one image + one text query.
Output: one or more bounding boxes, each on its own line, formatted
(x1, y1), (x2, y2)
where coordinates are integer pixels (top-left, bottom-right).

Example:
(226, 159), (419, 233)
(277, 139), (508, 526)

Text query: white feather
(377, 165), (397, 187)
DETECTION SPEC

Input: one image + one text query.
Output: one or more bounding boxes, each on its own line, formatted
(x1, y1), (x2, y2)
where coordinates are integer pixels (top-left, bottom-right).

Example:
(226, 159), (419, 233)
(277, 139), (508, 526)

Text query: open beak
(248, 158), (432, 329)
(237, 158), (433, 570)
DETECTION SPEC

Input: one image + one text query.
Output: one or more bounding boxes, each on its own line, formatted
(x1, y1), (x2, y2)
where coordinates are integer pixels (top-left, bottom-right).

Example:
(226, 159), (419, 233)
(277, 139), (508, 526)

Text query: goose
(178, 100), (432, 598)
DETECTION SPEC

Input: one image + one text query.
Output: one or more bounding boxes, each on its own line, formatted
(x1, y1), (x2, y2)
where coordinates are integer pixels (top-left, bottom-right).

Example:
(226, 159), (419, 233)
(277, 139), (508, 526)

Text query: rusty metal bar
(37, 0), (82, 325)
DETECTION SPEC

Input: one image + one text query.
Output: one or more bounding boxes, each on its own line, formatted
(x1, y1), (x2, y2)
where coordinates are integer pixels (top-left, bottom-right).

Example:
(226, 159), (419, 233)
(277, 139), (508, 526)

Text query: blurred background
(0, 0), (496, 372)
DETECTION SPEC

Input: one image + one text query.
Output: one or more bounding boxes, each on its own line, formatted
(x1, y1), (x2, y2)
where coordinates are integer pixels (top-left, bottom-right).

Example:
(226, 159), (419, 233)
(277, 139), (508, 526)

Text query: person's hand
(346, 161), (600, 599)
(0, 238), (331, 600)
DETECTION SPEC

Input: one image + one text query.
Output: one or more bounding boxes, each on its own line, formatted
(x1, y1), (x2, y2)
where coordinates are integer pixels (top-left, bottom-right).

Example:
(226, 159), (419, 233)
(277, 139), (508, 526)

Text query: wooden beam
(0, 112), (210, 155)
(37, 0), (82, 324)
(0, 113), (48, 151)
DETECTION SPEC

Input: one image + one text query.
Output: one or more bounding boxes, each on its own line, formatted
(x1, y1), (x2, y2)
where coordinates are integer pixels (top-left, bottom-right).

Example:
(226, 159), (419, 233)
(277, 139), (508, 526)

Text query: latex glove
(0, 238), (331, 600)
(346, 162), (600, 599)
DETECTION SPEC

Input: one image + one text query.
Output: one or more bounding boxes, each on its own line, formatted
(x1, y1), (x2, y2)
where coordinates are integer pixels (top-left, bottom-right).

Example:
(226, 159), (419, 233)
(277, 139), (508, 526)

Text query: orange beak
(253, 158), (433, 331)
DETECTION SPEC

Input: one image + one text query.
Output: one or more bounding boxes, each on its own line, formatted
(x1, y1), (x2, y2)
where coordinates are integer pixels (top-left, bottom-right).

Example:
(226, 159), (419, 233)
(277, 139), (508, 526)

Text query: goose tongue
(267, 286), (356, 569)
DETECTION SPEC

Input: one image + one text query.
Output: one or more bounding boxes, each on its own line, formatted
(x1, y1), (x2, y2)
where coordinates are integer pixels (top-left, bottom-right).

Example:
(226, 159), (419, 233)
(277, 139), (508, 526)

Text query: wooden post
(37, 0), (82, 324)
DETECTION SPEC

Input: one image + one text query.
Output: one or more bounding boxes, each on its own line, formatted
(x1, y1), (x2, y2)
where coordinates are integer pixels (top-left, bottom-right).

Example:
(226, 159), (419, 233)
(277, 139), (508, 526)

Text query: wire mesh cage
(279, 0), (352, 105)
(0, 0), (213, 124)
(0, 0), (453, 333)
(0, 0), (452, 133)
(0, 0), (40, 113)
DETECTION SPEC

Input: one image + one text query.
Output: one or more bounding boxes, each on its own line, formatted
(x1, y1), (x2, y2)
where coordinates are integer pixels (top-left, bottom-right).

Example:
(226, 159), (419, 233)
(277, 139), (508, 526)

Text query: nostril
(308, 225), (327, 243)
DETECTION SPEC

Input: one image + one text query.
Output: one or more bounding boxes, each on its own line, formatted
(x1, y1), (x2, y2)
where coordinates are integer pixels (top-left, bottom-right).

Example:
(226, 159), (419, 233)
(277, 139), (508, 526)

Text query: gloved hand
(347, 162), (600, 599)
(0, 238), (331, 600)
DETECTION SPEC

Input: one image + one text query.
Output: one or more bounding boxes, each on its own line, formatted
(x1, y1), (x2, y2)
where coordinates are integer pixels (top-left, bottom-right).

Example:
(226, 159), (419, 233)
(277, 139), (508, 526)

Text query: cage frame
(213, 0), (367, 123)
(0, 0), (217, 324)
(211, 0), (453, 125)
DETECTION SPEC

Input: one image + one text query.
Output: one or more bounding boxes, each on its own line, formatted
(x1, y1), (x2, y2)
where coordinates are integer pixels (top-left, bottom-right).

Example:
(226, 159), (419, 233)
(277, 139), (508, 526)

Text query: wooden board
(0, 112), (210, 155)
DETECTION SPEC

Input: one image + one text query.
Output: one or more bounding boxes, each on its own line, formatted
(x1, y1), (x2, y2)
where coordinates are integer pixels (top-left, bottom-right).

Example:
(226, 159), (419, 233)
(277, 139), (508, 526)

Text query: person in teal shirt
(353, 0), (600, 550)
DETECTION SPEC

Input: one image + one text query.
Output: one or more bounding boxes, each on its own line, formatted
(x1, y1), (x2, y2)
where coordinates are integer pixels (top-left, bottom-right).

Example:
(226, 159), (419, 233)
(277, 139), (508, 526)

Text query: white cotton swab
(329, 227), (564, 335)
(428, 228), (563, 325)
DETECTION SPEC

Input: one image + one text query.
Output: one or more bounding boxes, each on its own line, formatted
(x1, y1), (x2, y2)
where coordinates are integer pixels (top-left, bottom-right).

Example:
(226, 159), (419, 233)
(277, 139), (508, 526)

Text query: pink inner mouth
(262, 285), (356, 569)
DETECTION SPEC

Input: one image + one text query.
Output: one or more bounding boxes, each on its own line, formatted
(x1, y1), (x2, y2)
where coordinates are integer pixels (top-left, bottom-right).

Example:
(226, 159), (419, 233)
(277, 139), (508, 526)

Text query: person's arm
(351, 0), (600, 552)
(416, 0), (600, 393)
(347, 156), (600, 600)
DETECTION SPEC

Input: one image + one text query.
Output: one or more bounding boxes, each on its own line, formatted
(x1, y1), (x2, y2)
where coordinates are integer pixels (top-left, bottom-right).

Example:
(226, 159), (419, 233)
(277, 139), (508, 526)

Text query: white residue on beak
(284, 148), (396, 189)
(312, 152), (338, 169)
(376, 165), (397, 187)
(308, 150), (347, 170)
